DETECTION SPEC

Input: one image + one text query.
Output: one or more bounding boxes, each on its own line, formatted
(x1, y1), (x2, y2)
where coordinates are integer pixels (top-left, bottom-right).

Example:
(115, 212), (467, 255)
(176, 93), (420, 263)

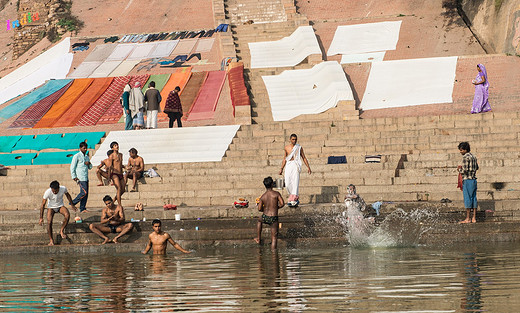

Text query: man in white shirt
(39, 180), (77, 245)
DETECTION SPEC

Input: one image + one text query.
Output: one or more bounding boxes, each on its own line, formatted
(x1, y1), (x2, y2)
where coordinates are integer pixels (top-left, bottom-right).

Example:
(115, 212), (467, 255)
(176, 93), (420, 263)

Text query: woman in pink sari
(471, 64), (491, 113)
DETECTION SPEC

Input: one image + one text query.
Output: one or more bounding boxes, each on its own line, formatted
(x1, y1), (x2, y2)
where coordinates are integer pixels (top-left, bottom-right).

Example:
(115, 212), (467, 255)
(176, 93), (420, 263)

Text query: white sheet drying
(90, 125), (241, 165)
(360, 56), (458, 110)
(262, 61), (354, 121)
(249, 26), (322, 69)
(327, 21), (402, 56)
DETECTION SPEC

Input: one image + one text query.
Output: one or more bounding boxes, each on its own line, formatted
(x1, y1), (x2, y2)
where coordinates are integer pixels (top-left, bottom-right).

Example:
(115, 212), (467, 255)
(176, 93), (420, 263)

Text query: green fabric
(143, 74), (171, 91)
(32, 151), (76, 165)
(0, 152), (36, 166)
(0, 136), (21, 153)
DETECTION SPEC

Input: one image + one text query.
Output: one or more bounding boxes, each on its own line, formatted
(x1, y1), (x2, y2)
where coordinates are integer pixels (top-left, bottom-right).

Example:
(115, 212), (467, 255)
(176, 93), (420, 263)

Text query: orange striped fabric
(53, 77), (113, 127)
(34, 78), (94, 128)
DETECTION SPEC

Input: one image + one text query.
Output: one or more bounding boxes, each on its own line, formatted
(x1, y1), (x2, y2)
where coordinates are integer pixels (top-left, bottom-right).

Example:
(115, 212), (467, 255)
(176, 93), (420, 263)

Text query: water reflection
(461, 252), (482, 312)
(1, 244), (520, 311)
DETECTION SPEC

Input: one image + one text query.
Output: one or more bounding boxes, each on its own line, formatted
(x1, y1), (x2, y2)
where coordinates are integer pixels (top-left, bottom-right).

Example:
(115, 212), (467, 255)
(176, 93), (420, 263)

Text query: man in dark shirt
(164, 86), (183, 128)
(144, 81), (162, 129)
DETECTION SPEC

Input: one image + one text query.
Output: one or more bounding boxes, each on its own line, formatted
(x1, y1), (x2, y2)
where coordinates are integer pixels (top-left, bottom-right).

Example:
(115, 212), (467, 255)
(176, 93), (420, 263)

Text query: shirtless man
(124, 148), (144, 192)
(89, 195), (133, 244)
(96, 150), (113, 186)
(279, 134), (311, 206)
(254, 176), (285, 249)
(107, 141), (125, 204)
(142, 219), (190, 255)
(39, 180), (77, 245)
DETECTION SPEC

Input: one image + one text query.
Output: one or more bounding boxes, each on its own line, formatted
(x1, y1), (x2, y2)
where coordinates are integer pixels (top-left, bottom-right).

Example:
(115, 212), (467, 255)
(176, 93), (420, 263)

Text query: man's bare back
(259, 189), (284, 217)
(254, 177), (285, 249)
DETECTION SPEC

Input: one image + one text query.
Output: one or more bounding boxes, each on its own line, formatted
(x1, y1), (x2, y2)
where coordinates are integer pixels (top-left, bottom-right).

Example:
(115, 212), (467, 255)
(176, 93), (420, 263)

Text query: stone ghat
(2, 202), (520, 254)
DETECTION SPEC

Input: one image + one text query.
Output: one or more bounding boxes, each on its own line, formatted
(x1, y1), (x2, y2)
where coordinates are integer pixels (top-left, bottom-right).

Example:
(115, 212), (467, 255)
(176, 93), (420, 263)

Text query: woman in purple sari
(471, 64), (491, 113)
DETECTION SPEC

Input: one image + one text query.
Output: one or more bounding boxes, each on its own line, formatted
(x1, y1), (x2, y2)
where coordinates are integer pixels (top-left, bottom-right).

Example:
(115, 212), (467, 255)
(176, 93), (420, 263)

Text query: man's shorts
(262, 214), (279, 225)
(463, 179), (478, 209)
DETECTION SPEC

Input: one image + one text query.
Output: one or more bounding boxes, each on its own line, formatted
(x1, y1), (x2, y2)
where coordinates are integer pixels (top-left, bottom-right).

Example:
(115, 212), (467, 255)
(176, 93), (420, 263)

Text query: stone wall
(459, 0), (520, 55)
(12, 0), (75, 59)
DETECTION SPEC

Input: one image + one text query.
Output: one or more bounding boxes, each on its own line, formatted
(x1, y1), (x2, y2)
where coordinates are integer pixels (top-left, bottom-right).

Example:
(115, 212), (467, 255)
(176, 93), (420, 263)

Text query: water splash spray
(340, 202), (439, 248)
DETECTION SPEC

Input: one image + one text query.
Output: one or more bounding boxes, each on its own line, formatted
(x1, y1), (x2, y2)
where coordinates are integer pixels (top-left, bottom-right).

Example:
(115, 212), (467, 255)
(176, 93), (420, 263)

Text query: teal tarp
(0, 136), (22, 153)
(73, 132), (105, 149)
(0, 152), (36, 166)
(0, 79), (73, 124)
(11, 134), (51, 151)
(32, 151), (77, 165)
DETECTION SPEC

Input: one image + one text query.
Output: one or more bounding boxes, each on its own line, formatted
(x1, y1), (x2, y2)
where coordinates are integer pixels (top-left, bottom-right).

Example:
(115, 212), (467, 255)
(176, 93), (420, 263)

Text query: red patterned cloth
(9, 81), (73, 129)
(76, 76), (130, 126)
(97, 74), (150, 125)
(164, 91), (182, 113)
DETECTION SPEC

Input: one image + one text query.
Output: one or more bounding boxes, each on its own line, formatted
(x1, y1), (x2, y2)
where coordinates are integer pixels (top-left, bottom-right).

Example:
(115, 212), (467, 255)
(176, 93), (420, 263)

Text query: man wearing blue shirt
(70, 142), (92, 212)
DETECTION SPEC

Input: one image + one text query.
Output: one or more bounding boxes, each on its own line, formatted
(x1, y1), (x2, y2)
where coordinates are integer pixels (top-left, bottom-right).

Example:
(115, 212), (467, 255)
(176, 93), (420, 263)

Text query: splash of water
(340, 202), (439, 248)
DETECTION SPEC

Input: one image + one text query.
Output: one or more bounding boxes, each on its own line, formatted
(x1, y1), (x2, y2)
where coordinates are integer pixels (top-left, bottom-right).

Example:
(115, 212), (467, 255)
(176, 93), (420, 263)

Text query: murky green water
(1, 243), (520, 312)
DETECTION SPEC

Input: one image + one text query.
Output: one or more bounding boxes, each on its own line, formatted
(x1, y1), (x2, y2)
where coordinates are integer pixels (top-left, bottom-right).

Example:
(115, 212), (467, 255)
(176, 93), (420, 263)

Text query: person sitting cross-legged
(89, 195), (133, 244)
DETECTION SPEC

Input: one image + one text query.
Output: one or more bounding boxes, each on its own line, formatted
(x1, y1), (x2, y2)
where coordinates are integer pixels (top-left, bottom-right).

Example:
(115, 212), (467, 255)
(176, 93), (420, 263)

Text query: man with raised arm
(142, 219), (190, 255)
(89, 195), (133, 244)
(254, 176), (285, 249)
(279, 134), (311, 206)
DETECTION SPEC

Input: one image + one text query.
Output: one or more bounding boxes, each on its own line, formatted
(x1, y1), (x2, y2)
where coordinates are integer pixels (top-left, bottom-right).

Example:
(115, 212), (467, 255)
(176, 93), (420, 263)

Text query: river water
(1, 242), (520, 312)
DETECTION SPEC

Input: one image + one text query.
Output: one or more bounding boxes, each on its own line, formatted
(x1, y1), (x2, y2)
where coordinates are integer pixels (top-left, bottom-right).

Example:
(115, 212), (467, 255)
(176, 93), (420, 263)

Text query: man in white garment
(279, 134), (311, 206)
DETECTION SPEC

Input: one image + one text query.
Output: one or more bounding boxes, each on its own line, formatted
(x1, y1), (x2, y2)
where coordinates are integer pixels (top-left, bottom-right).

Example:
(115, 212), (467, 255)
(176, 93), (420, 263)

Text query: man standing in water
(142, 219), (190, 254)
(254, 176), (285, 249)
(458, 142), (479, 224)
(279, 134), (311, 206)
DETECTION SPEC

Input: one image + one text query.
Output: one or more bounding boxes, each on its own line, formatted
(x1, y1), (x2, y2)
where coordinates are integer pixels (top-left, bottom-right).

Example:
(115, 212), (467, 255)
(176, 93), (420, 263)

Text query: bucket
(276, 177), (284, 189)
(175, 214), (181, 221)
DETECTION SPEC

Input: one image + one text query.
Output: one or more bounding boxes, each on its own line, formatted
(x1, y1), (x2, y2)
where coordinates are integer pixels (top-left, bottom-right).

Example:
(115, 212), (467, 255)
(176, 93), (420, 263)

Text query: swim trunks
(262, 214), (279, 225)
(108, 224), (118, 233)
(110, 173), (124, 180)
(50, 207), (60, 213)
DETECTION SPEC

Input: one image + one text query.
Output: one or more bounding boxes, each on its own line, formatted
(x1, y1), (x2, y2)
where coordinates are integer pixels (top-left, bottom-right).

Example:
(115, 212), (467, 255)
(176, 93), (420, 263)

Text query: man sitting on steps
(124, 148), (144, 192)
(89, 195), (133, 244)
